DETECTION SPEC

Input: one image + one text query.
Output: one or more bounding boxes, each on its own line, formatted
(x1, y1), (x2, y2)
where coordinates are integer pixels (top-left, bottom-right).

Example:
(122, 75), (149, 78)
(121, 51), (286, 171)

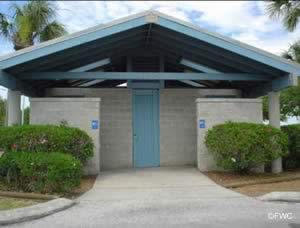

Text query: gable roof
(0, 10), (300, 75)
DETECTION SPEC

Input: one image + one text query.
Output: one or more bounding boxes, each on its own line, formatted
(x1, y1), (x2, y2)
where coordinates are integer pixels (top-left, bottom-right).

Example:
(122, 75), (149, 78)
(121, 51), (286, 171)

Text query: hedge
(281, 124), (300, 169)
(205, 122), (288, 173)
(0, 125), (93, 163)
(0, 152), (82, 193)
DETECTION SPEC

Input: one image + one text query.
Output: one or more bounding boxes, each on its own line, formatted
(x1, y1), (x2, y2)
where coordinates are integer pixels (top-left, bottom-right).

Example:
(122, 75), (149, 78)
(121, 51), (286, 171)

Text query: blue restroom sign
(199, 119), (206, 128)
(91, 120), (99, 130)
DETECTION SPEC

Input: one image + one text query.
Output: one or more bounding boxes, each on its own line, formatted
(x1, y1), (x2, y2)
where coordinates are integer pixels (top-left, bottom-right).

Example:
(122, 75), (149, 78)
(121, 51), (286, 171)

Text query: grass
(0, 175), (96, 210)
(204, 169), (300, 197)
(0, 196), (42, 210)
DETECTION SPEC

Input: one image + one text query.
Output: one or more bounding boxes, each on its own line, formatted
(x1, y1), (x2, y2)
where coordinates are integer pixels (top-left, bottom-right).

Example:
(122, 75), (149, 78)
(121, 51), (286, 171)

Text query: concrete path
(6, 167), (300, 228)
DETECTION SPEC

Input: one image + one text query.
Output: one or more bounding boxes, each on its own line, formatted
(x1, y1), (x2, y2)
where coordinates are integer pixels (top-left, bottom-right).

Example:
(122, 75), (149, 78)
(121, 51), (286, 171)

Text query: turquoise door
(132, 89), (160, 167)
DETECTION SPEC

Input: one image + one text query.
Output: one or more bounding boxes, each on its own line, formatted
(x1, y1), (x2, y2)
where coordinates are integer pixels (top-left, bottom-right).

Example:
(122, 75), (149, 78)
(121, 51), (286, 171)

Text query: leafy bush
(281, 124), (300, 169)
(205, 122), (288, 173)
(0, 125), (93, 163)
(0, 152), (82, 193)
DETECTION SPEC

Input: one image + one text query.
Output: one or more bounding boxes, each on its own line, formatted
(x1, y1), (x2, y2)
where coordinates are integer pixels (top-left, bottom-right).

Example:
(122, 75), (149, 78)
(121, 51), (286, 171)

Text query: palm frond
(25, 1), (56, 33)
(266, 0), (300, 31)
(266, 0), (290, 19)
(39, 20), (67, 42)
(281, 40), (300, 63)
(282, 51), (293, 60)
(0, 13), (11, 39)
(1, 1), (66, 50)
(283, 6), (300, 31)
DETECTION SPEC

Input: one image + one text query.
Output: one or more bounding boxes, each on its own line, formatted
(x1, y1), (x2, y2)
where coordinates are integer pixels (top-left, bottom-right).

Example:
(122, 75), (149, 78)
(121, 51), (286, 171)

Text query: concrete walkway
(7, 167), (300, 228)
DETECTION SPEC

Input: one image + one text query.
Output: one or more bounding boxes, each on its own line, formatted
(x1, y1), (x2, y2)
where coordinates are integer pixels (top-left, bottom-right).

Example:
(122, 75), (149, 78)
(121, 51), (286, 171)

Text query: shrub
(0, 125), (93, 163)
(281, 124), (300, 169)
(205, 122), (288, 173)
(0, 152), (82, 193)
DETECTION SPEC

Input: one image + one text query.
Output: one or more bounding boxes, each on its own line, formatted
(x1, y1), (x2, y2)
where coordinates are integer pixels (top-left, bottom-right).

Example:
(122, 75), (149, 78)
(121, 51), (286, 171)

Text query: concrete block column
(268, 91), (282, 173)
(30, 97), (101, 175)
(7, 89), (21, 126)
(196, 98), (263, 172)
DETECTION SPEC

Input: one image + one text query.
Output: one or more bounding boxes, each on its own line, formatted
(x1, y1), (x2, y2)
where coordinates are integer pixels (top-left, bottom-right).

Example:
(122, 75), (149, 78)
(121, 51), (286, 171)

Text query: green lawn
(0, 196), (42, 210)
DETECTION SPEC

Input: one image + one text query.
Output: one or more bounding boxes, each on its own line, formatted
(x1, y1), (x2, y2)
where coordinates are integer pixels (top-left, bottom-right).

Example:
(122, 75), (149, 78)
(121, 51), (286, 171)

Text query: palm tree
(0, 1), (67, 50)
(282, 40), (300, 62)
(263, 40), (300, 121)
(266, 0), (300, 32)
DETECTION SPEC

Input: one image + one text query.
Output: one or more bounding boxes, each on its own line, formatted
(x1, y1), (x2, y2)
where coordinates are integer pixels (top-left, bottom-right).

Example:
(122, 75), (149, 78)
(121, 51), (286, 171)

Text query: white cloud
(53, 1), (300, 56)
(0, 1), (299, 57)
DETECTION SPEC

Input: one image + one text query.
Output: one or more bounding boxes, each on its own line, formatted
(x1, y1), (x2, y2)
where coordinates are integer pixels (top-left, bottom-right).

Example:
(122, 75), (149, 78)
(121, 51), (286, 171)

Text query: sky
(0, 1), (299, 123)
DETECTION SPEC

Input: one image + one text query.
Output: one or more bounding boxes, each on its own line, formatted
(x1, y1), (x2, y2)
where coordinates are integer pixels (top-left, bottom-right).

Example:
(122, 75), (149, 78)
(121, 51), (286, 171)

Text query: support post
(7, 89), (21, 126)
(268, 91), (282, 173)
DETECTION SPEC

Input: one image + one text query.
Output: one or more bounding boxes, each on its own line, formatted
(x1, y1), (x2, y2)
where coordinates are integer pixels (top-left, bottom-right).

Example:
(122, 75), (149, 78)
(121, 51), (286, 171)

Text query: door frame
(132, 88), (160, 167)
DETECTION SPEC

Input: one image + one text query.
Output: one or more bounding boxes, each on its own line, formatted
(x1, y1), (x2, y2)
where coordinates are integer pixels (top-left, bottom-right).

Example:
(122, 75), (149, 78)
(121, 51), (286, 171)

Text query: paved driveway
(8, 167), (300, 228)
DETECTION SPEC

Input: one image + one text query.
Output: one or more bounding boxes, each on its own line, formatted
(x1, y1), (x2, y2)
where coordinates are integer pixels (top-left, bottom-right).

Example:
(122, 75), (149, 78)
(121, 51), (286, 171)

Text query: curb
(257, 192), (300, 203)
(0, 198), (76, 226)
(0, 191), (59, 201)
(224, 175), (300, 188)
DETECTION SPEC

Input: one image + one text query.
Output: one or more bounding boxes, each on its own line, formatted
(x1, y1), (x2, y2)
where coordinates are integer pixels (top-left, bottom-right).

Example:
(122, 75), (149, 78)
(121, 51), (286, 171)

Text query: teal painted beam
(21, 72), (271, 81)
(157, 17), (300, 74)
(0, 70), (17, 89)
(0, 16), (147, 70)
(0, 70), (36, 96)
(272, 74), (298, 91)
(70, 58), (110, 72)
(180, 58), (221, 73)
(248, 74), (297, 97)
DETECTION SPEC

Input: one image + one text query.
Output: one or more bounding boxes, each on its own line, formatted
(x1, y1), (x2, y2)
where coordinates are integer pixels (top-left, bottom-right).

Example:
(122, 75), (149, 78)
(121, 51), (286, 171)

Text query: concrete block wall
(46, 88), (133, 170)
(44, 88), (241, 170)
(196, 98), (263, 171)
(160, 89), (240, 166)
(30, 98), (101, 175)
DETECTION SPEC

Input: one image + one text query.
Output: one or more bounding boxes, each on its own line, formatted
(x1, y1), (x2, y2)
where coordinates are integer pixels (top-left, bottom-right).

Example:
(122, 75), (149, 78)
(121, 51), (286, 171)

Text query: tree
(263, 41), (300, 121)
(0, 97), (6, 127)
(0, 1), (67, 50)
(0, 1), (66, 125)
(266, 0), (300, 32)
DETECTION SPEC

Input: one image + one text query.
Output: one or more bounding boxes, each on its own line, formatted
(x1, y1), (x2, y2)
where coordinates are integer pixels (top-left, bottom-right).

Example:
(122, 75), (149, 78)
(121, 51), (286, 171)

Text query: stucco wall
(196, 98), (263, 171)
(30, 98), (101, 175)
(43, 88), (241, 170)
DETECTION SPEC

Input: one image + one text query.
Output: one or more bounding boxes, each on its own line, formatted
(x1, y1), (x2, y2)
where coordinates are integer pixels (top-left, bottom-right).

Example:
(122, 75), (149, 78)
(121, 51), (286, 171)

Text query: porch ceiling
(0, 10), (299, 97)
(2, 24), (287, 76)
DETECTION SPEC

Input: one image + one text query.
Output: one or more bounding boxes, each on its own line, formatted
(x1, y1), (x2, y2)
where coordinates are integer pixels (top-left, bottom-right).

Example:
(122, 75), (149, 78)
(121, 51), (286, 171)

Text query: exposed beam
(0, 15), (147, 70)
(179, 68), (206, 87)
(247, 74), (298, 97)
(21, 72), (272, 81)
(157, 16), (300, 74)
(272, 73), (298, 91)
(145, 24), (152, 47)
(180, 58), (221, 73)
(79, 80), (104, 87)
(152, 28), (280, 76)
(180, 80), (205, 87)
(70, 58), (110, 72)
(68, 60), (109, 86)
(0, 70), (36, 96)
(0, 70), (17, 89)
(180, 58), (220, 87)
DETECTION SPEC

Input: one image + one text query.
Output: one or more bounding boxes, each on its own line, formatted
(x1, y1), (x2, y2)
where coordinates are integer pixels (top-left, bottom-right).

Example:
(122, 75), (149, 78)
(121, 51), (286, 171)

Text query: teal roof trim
(0, 12), (148, 70)
(0, 10), (300, 75)
(156, 15), (300, 74)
